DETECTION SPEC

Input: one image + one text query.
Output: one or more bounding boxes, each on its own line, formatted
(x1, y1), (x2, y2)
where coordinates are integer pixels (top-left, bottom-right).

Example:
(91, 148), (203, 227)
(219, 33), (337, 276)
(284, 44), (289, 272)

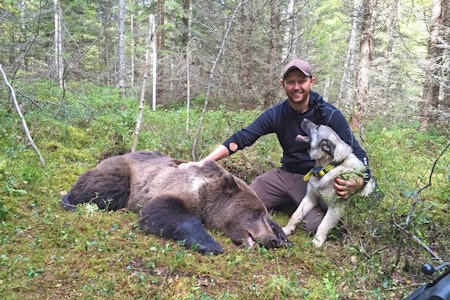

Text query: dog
(282, 119), (375, 247)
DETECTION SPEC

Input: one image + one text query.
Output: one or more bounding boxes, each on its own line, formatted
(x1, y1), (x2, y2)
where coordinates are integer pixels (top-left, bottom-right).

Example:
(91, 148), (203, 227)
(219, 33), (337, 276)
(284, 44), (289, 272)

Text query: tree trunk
(132, 14), (156, 152)
(118, 0), (126, 97)
(352, 0), (378, 128)
(383, 0), (399, 99)
(282, 0), (295, 59)
(420, 0), (450, 130)
(157, 0), (165, 52)
(53, 0), (63, 89)
(130, 5), (135, 87)
(151, 15), (157, 111)
(185, 1), (193, 132)
(265, 0), (281, 107)
(338, 0), (363, 109)
(240, 1), (253, 92)
(181, 0), (190, 48)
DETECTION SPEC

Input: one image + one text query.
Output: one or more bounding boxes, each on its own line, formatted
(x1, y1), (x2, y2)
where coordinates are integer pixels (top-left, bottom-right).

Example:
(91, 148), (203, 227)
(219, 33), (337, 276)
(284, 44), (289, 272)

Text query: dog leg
(313, 206), (341, 247)
(283, 195), (317, 235)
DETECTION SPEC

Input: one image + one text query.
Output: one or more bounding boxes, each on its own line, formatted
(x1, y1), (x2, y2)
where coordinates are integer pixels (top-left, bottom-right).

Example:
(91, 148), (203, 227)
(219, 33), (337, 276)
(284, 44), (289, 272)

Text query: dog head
(297, 119), (352, 165)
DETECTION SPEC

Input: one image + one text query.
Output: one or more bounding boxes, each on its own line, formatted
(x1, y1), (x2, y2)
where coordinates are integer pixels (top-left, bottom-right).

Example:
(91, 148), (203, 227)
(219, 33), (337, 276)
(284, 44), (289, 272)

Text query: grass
(0, 81), (448, 299)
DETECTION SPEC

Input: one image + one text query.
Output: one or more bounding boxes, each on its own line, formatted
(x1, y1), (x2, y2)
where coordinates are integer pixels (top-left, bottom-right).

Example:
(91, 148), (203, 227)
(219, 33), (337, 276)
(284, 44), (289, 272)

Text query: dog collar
(303, 160), (343, 181)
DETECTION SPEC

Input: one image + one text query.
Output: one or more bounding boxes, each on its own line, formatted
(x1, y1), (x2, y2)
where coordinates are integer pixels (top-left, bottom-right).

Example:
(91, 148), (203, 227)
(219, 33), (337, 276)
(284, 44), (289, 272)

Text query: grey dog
(283, 119), (375, 247)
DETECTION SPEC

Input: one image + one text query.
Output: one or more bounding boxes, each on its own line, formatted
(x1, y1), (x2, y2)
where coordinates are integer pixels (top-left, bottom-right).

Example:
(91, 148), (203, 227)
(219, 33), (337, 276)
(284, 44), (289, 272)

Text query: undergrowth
(0, 81), (448, 299)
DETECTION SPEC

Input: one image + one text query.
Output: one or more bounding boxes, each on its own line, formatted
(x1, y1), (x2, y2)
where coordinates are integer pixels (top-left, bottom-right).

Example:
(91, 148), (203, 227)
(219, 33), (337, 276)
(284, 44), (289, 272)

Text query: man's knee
(302, 207), (324, 234)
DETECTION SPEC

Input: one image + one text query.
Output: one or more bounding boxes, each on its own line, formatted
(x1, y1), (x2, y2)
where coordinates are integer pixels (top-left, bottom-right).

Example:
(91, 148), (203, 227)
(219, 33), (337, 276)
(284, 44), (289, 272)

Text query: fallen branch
(0, 64), (45, 167)
(394, 224), (442, 262)
(15, 88), (45, 108)
(391, 142), (449, 271)
(405, 142), (449, 225)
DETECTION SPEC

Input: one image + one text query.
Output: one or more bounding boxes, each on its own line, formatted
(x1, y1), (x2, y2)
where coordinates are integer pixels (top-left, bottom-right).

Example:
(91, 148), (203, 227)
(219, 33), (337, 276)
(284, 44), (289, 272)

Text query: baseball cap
(282, 59), (313, 79)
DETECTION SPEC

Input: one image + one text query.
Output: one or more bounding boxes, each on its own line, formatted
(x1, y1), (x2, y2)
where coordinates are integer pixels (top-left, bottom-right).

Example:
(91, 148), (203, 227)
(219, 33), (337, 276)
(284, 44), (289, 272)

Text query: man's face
(281, 69), (315, 107)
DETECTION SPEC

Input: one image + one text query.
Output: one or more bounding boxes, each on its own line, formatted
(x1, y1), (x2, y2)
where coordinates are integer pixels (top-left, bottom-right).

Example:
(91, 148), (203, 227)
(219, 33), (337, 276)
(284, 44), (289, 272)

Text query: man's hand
(334, 176), (364, 199)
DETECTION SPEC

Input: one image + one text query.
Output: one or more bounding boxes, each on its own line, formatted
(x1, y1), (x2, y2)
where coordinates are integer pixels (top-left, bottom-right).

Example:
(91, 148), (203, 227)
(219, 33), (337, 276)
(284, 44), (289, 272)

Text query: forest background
(0, 0), (449, 299)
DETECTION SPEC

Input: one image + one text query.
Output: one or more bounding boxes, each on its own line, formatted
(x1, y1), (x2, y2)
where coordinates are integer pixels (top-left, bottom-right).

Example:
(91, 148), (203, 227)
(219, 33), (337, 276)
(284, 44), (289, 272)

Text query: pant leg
(250, 168), (296, 209)
(250, 168), (324, 234)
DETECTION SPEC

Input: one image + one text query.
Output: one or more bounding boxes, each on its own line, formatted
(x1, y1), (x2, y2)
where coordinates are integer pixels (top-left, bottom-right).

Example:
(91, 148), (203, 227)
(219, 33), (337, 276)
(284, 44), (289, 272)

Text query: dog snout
(301, 118), (317, 132)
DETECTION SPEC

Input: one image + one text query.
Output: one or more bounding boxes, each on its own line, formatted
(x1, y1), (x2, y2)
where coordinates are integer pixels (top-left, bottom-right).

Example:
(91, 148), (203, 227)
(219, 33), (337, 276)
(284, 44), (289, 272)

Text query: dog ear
(319, 139), (336, 158)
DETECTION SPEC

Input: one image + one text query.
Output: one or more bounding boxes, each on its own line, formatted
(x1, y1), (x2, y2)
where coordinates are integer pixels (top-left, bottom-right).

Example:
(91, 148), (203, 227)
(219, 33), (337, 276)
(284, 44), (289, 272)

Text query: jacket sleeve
(222, 109), (275, 154)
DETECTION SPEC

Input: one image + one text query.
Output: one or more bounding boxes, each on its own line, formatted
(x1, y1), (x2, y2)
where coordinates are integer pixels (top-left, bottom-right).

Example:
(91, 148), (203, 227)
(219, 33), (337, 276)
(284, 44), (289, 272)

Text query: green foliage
(0, 82), (448, 299)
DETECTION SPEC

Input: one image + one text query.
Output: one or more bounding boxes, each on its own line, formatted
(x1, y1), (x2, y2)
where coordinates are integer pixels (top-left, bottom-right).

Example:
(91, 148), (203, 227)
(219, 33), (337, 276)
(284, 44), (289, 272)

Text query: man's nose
(293, 82), (302, 89)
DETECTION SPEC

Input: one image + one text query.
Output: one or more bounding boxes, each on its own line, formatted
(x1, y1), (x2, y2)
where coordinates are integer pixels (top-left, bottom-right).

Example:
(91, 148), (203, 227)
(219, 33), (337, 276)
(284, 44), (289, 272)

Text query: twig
(0, 64), (45, 167)
(15, 89), (45, 108)
(394, 224), (442, 262)
(10, 0), (43, 81)
(405, 142), (449, 225)
(391, 142), (449, 270)
(190, 0), (248, 161)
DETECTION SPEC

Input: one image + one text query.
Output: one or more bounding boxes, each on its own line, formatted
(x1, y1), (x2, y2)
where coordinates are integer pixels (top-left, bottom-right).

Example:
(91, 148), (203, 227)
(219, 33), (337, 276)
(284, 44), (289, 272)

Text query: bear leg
(61, 161), (131, 211)
(61, 194), (76, 210)
(139, 196), (223, 255)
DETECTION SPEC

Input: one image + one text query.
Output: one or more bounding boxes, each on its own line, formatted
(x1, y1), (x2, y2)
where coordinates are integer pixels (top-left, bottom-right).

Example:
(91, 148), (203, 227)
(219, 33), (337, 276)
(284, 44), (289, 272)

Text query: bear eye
(253, 210), (263, 219)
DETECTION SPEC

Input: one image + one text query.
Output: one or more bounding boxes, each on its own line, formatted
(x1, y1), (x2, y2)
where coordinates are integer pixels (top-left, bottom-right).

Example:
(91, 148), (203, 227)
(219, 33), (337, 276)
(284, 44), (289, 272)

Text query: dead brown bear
(61, 151), (290, 254)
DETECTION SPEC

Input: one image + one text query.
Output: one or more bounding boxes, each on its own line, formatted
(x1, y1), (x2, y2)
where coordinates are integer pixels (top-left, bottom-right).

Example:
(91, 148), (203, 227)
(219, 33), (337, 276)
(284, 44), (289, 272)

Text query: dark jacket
(222, 91), (371, 178)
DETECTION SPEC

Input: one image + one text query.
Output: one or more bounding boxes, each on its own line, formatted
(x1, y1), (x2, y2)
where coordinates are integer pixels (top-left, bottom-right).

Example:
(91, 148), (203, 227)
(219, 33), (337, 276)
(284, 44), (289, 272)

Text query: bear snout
(268, 235), (279, 248)
(253, 234), (284, 249)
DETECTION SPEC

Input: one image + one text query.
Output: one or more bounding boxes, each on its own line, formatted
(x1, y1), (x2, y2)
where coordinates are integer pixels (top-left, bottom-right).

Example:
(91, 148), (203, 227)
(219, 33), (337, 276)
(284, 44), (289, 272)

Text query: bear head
(199, 172), (278, 249)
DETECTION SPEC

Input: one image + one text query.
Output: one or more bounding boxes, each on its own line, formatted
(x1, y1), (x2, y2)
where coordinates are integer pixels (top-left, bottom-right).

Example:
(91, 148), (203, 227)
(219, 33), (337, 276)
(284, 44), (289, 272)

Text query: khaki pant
(250, 167), (324, 233)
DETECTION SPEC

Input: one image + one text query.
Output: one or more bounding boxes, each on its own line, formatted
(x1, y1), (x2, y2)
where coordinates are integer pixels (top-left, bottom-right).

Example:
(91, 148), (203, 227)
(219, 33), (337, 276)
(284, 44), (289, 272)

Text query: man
(181, 58), (372, 232)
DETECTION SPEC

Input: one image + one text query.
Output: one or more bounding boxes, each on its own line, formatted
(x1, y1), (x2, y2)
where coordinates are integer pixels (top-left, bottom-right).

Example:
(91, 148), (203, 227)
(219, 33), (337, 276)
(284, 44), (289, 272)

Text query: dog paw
(282, 226), (293, 236)
(313, 236), (326, 248)
(313, 240), (323, 247)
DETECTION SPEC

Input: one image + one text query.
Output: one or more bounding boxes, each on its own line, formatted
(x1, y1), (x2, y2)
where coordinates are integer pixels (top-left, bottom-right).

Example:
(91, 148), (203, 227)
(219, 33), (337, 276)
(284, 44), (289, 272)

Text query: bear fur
(61, 151), (289, 254)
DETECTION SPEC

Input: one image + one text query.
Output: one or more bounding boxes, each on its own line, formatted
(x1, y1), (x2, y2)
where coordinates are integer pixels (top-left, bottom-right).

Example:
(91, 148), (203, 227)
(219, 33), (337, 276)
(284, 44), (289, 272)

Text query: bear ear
(219, 173), (241, 195)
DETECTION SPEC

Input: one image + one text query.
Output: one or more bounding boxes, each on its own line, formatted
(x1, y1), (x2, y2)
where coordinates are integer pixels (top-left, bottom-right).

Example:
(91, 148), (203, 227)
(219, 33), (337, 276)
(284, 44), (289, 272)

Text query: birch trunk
(281, 0), (295, 60)
(118, 0), (126, 97)
(0, 65), (45, 166)
(130, 9), (135, 86)
(53, 0), (63, 89)
(132, 15), (156, 152)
